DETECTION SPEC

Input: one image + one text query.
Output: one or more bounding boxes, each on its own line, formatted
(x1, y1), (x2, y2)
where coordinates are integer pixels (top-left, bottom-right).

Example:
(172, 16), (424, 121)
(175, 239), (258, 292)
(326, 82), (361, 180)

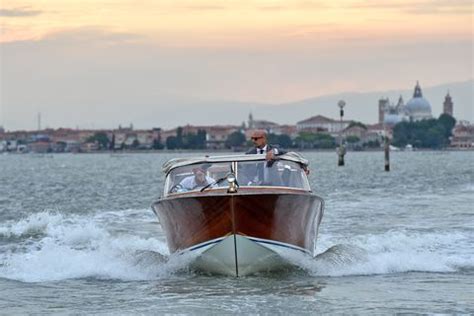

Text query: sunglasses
(251, 137), (263, 141)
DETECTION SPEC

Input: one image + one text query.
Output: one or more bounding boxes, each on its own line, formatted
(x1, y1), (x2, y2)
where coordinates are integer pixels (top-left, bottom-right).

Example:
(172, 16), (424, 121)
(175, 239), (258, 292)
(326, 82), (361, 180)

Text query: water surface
(0, 151), (473, 313)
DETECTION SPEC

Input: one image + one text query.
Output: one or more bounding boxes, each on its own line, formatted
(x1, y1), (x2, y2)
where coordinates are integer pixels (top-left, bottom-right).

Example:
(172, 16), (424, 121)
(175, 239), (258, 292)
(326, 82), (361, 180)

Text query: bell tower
(443, 91), (453, 117)
(413, 81), (423, 98)
(248, 112), (254, 129)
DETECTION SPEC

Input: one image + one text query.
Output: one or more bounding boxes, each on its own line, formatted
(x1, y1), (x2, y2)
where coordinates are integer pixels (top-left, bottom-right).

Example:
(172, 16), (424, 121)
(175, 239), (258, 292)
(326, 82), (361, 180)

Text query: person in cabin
(178, 164), (216, 191)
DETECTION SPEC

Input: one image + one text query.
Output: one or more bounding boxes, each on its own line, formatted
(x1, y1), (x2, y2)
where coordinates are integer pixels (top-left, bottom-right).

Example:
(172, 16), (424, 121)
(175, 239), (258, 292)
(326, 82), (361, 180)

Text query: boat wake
(0, 210), (191, 283)
(1, 211), (472, 282)
(295, 230), (474, 277)
(314, 244), (368, 267)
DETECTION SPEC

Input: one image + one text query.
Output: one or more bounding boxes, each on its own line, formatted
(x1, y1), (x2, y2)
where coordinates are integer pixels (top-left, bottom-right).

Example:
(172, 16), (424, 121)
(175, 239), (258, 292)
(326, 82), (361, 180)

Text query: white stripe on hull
(189, 235), (304, 276)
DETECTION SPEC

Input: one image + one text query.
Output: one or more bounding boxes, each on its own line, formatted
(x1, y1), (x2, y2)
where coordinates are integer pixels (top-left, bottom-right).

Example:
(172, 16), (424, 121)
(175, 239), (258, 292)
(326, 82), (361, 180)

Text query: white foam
(2, 211), (472, 281)
(0, 211), (177, 283)
(0, 212), (64, 238)
(301, 230), (474, 277)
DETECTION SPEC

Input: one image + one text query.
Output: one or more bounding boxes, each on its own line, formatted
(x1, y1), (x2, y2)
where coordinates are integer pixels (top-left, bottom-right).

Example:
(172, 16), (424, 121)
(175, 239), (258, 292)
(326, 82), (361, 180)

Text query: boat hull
(152, 189), (324, 276)
(191, 234), (296, 276)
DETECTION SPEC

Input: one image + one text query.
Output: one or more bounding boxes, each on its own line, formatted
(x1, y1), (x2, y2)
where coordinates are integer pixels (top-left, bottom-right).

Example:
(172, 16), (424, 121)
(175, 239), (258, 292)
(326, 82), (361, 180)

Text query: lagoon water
(0, 151), (473, 314)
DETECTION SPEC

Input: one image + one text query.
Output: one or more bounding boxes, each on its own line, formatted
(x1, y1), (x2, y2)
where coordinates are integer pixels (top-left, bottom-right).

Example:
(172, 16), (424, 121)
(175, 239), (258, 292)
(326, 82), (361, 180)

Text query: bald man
(243, 130), (285, 185)
(246, 130), (284, 161)
(246, 130), (310, 176)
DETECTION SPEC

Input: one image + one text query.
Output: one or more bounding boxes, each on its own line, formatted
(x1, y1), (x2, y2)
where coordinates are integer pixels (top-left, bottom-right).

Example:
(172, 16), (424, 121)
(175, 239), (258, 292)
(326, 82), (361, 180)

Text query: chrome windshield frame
(163, 154), (310, 197)
(162, 152), (309, 176)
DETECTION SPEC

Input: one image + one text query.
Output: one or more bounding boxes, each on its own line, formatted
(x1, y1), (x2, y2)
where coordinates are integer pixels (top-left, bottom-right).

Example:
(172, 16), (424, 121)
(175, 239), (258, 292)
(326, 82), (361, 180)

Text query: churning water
(0, 151), (473, 314)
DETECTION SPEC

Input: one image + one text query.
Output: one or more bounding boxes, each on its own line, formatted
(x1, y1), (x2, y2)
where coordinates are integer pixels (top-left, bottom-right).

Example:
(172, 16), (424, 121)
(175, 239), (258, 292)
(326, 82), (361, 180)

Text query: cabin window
(165, 163), (232, 194)
(236, 160), (310, 190)
(165, 160), (310, 195)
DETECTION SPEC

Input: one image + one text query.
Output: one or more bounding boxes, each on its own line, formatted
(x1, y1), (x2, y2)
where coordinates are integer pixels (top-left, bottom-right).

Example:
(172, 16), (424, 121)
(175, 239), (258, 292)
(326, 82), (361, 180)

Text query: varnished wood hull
(152, 189), (324, 262)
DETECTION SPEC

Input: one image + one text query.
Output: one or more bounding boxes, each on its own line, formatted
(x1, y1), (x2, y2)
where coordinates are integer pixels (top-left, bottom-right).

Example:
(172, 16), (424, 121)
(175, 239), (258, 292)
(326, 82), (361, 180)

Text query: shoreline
(2, 147), (473, 155)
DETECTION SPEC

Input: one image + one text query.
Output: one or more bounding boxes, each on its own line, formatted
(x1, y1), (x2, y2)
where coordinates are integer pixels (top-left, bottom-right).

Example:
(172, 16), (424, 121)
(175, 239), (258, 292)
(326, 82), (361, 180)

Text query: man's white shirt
(179, 176), (216, 190)
(257, 145), (278, 154)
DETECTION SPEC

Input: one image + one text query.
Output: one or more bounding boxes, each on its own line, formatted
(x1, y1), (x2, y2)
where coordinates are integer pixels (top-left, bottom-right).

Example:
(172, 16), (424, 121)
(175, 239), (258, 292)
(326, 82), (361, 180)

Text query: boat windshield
(165, 162), (233, 195)
(236, 160), (309, 190)
(164, 159), (310, 195)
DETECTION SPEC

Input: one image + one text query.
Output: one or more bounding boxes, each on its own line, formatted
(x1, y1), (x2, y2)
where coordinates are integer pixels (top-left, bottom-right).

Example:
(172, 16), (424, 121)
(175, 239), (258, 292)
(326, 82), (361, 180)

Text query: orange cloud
(1, 0), (471, 44)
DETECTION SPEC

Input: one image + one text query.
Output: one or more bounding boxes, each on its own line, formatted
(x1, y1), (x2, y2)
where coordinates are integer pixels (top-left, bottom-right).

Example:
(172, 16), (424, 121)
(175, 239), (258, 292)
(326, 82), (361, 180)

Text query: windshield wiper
(200, 176), (228, 192)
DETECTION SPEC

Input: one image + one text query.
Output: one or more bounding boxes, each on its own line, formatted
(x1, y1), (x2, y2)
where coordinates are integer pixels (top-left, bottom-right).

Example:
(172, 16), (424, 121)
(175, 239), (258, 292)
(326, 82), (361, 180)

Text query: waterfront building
(378, 96), (407, 126)
(379, 81), (433, 126)
(343, 125), (367, 140)
(64, 140), (81, 153)
(80, 142), (99, 152)
(248, 113), (280, 133)
(273, 125), (298, 138)
(365, 127), (385, 143)
(296, 115), (350, 136)
(367, 122), (392, 139)
(342, 123), (383, 147)
(160, 125), (239, 149)
(451, 121), (474, 148)
(151, 128), (162, 145)
(113, 131), (128, 149)
(160, 128), (177, 145)
(135, 130), (155, 149)
(206, 126), (239, 149)
(76, 130), (96, 143)
(27, 141), (51, 153)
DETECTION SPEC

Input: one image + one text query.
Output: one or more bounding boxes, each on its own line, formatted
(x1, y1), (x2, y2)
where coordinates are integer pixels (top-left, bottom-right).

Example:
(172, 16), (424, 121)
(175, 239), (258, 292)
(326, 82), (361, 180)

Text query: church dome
(384, 113), (404, 125)
(406, 98), (431, 113)
(405, 82), (432, 119)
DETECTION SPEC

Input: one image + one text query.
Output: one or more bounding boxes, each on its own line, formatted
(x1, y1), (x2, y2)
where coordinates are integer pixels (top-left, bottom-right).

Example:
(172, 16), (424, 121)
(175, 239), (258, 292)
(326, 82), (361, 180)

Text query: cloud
(41, 27), (145, 45)
(172, 1), (328, 12)
(179, 4), (228, 11)
(350, 0), (473, 14)
(1, 24), (472, 130)
(256, 1), (330, 11)
(0, 8), (42, 17)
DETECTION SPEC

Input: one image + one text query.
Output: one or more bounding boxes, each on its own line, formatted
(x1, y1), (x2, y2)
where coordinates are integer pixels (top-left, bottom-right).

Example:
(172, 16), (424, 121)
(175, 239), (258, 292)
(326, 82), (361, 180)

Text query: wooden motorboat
(152, 153), (324, 276)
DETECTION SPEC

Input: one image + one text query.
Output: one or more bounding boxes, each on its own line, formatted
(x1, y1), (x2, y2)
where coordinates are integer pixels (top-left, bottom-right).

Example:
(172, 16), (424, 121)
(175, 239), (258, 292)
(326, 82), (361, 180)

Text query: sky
(0, 0), (472, 130)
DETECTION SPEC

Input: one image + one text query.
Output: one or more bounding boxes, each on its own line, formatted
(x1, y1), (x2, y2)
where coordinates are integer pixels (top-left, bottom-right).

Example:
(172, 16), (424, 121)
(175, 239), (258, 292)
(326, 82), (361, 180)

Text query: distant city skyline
(1, 1), (472, 130)
(0, 79), (473, 132)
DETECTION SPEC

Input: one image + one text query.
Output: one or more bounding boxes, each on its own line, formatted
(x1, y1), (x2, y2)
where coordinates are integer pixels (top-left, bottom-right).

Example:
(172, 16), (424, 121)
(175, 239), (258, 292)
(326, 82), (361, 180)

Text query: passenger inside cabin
(178, 164), (216, 191)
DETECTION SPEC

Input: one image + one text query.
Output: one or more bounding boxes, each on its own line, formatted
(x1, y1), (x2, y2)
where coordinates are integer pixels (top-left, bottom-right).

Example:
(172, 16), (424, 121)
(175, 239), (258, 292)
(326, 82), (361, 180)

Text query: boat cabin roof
(162, 152), (309, 175)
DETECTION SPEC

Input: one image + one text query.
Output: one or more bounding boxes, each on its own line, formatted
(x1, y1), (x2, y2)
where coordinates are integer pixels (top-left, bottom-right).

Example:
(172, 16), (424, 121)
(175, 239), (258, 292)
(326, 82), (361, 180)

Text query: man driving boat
(246, 130), (284, 161)
(246, 129), (309, 179)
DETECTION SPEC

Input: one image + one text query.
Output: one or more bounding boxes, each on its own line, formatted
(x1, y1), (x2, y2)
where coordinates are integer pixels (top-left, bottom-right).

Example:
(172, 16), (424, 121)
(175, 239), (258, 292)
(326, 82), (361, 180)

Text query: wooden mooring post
(384, 136), (390, 172)
(338, 145), (346, 166)
(337, 100), (346, 167)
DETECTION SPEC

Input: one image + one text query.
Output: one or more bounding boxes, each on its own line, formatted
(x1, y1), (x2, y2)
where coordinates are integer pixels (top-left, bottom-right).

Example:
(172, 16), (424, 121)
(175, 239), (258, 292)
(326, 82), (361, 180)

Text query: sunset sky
(0, 0), (472, 130)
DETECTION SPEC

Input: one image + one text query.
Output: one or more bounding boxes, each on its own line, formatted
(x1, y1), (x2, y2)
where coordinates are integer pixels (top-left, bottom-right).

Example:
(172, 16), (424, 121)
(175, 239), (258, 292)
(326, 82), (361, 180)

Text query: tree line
(392, 114), (456, 149)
